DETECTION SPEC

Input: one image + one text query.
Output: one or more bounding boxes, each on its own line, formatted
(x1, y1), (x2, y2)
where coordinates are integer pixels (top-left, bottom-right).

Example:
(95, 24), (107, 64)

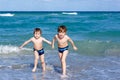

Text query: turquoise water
(0, 12), (120, 80)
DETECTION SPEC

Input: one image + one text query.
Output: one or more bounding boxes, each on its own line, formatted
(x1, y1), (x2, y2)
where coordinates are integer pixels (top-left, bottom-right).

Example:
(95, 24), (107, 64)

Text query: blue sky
(0, 0), (120, 11)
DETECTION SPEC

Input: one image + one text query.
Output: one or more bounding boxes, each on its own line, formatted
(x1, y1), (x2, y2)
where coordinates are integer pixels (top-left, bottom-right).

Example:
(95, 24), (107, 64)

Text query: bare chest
(32, 39), (42, 44)
(57, 38), (67, 44)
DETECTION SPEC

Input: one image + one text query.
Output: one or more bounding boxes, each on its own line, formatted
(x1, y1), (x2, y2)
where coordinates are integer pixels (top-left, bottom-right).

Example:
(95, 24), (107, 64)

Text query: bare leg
(40, 54), (46, 72)
(58, 50), (68, 75)
(58, 52), (62, 63)
(32, 51), (39, 72)
(58, 52), (63, 73)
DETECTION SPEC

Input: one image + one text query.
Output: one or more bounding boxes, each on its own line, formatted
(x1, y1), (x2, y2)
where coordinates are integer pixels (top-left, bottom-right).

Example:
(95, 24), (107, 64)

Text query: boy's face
(34, 31), (41, 39)
(58, 31), (66, 39)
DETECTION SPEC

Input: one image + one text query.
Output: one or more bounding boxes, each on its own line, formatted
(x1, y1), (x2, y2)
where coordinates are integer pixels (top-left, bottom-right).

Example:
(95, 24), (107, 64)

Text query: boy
(19, 28), (51, 72)
(52, 25), (77, 76)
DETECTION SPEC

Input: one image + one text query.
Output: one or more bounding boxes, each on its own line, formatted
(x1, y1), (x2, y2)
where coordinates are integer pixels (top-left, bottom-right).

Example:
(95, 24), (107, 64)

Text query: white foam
(0, 13), (14, 17)
(62, 12), (78, 15)
(0, 45), (32, 54)
(0, 45), (31, 53)
(0, 45), (20, 54)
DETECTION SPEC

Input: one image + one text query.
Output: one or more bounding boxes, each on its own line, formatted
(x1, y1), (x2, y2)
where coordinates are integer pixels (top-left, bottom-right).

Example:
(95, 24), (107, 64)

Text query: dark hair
(33, 28), (42, 34)
(57, 25), (67, 32)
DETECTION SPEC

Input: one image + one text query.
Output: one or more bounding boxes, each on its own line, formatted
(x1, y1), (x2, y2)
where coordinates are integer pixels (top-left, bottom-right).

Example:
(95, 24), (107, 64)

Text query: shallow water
(0, 49), (120, 80)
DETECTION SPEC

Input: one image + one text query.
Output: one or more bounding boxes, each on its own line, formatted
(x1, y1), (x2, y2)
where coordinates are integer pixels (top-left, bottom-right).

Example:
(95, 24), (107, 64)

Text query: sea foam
(0, 45), (20, 54)
(0, 45), (31, 54)
(0, 13), (14, 17)
(62, 12), (78, 15)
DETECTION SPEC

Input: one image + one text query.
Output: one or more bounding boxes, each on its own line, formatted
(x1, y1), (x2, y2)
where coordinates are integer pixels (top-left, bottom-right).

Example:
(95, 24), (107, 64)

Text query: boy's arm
(52, 36), (56, 49)
(42, 38), (51, 45)
(68, 37), (78, 50)
(19, 38), (32, 49)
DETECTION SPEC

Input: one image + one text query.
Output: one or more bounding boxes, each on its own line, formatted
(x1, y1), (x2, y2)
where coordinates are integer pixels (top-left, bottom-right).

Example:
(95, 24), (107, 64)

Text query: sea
(0, 11), (120, 80)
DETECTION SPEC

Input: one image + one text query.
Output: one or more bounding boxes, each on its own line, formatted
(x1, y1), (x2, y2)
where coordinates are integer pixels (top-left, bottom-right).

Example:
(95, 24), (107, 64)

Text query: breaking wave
(0, 13), (14, 17)
(62, 12), (78, 15)
(0, 45), (31, 54)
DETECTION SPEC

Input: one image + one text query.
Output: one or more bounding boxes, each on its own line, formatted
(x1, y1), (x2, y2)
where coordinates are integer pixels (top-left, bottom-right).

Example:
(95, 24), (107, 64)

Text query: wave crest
(0, 45), (20, 54)
(62, 12), (78, 15)
(0, 45), (31, 54)
(0, 13), (14, 17)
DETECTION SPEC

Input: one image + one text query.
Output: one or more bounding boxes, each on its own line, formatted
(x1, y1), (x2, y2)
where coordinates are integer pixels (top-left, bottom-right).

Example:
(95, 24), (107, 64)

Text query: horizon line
(0, 11), (120, 13)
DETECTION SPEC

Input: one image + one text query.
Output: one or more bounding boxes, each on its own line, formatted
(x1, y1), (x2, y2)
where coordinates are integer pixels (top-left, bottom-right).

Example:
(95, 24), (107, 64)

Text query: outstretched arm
(19, 38), (32, 49)
(68, 37), (77, 50)
(42, 38), (51, 45)
(52, 36), (56, 49)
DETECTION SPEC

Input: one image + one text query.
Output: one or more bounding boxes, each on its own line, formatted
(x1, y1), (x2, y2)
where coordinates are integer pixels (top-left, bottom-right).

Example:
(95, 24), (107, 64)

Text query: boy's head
(57, 25), (67, 39)
(34, 28), (42, 34)
(33, 28), (42, 39)
(58, 25), (67, 33)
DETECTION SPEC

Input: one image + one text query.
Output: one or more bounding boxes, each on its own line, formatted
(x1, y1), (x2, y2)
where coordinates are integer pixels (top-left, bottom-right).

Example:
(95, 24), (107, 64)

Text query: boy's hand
(19, 46), (22, 49)
(73, 46), (78, 50)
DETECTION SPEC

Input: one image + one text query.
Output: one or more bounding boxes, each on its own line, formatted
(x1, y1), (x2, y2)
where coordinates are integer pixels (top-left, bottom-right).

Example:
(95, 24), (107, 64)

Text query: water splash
(0, 45), (31, 54)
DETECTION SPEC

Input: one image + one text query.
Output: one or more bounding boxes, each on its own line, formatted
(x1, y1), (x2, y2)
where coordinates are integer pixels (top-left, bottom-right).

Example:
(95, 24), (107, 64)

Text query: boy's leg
(59, 50), (68, 75)
(58, 52), (62, 61)
(58, 52), (62, 72)
(40, 54), (46, 72)
(32, 51), (39, 72)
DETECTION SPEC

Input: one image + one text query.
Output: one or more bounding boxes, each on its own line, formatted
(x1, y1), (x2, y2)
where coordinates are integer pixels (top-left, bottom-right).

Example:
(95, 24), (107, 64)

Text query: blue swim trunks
(58, 46), (69, 53)
(33, 48), (44, 55)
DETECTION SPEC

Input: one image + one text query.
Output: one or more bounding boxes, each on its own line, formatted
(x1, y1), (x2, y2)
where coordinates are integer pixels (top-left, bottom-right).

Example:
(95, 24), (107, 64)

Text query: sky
(0, 0), (120, 11)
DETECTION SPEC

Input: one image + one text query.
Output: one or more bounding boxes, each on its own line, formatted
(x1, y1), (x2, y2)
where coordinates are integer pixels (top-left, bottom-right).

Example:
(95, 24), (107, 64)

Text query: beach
(0, 11), (120, 80)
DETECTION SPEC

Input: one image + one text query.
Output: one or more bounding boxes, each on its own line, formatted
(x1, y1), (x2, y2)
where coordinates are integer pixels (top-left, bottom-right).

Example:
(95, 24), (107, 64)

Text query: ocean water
(0, 11), (120, 80)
